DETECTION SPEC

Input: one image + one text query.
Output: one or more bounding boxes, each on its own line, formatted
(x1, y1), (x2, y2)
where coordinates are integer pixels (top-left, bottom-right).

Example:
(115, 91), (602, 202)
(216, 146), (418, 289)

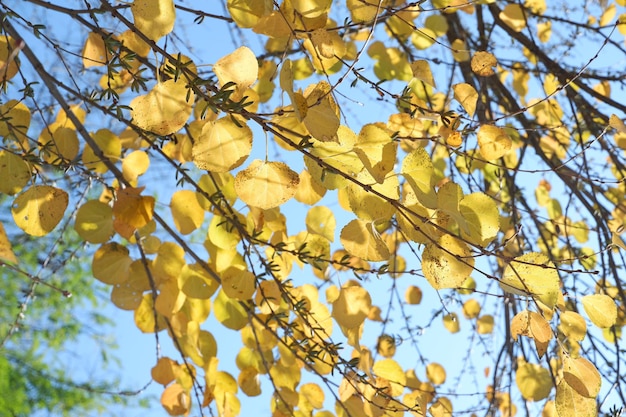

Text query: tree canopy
(2, 0), (626, 416)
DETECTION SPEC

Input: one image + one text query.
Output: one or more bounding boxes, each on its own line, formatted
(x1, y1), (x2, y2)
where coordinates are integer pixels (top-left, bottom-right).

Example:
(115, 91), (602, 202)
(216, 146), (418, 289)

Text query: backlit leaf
(234, 159), (300, 209)
(426, 362), (446, 385)
(477, 125), (512, 161)
(161, 383), (191, 416)
(122, 150), (150, 184)
(453, 83), (478, 117)
(516, 362), (552, 401)
(0, 150), (31, 195)
(130, 78), (195, 136)
(0, 36), (20, 82)
(92, 242), (132, 285)
(340, 219), (390, 261)
(82, 32), (107, 68)
(354, 123), (397, 183)
(581, 294), (617, 328)
(131, 0), (175, 41)
(213, 289), (248, 330)
(562, 355), (601, 398)
(332, 285), (371, 328)
(459, 192), (500, 247)
(192, 116), (253, 172)
(401, 147), (438, 209)
(0, 222), (17, 264)
(559, 311), (587, 342)
(510, 310), (552, 357)
(500, 4), (527, 32)
(12, 186), (68, 237)
(373, 358), (406, 396)
(214, 46), (258, 101)
(227, 0), (272, 28)
(303, 81), (340, 142)
(74, 200), (114, 244)
(500, 253), (560, 309)
(306, 206), (336, 242)
(555, 380), (596, 417)
(82, 128), (121, 173)
(222, 267), (256, 300)
(113, 186), (155, 229)
(471, 51), (497, 76)
(171, 190), (205, 235)
(422, 234), (474, 290)
(410, 60), (436, 88)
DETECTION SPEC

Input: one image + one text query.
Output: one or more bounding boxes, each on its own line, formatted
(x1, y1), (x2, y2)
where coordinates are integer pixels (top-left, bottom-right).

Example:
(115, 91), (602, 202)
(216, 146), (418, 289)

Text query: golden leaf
(581, 294), (617, 328)
(234, 159), (300, 209)
(471, 51), (497, 76)
(131, 0), (175, 41)
(11, 186), (68, 237)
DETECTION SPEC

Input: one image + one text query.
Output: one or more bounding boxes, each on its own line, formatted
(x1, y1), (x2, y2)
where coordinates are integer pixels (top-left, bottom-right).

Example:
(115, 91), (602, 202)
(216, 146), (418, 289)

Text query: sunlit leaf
(227, 0), (272, 28)
(410, 60), (436, 88)
(131, 0), (176, 41)
(562, 355), (601, 398)
(516, 362), (552, 401)
(192, 116), (253, 172)
(510, 310), (552, 357)
(214, 46), (258, 101)
(213, 289), (248, 330)
(500, 4), (527, 32)
(0, 222), (17, 264)
(422, 234), (474, 290)
(113, 186), (155, 229)
(332, 285), (372, 329)
(373, 358), (406, 396)
(581, 294), (617, 328)
(471, 51), (497, 76)
(171, 190), (205, 235)
(0, 36), (20, 82)
(82, 32), (108, 68)
(459, 192), (500, 247)
(477, 124), (512, 161)
(340, 219), (390, 261)
(500, 252), (560, 309)
(11, 186), (68, 237)
(74, 200), (114, 244)
(92, 242), (132, 285)
(426, 362), (446, 385)
(555, 380), (597, 417)
(234, 159), (300, 209)
(0, 150), (31, 195)
(453, 83), (478, 118)
(122, 150), (150, 184)
(130, 78), (195, 136)
(161, 383), (191, 416)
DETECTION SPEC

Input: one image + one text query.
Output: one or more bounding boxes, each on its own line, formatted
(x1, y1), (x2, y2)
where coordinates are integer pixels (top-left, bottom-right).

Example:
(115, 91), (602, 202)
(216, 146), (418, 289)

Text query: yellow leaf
(559, 311), (587, 342)
(452, 83), (478, 117)
(130, 78), (195, 136)
(131, 0), (175, 41)
(373, 358), (406, 396)
(292, 0), (332, 18)
(538, 21), (552, 43)
(443, 313), (460, 333)
(238, 367), (261, 397)
(135, 293), (167, 333)
(222, 267), (256, 300)
(294, 169), (326, 205)
(332, 285), (372, 328)
(299, 382), (325, 410)
(401, 147), (438, 209)
(213, 289), (247, 330)
(354, 123), (397, 183)
(500, 252), (560, 309)
(437, 181), (469, 234)
(500, 4), (527, 32)
(405, 285), (423, 305)
(516, 362), (552, 401)
(192, 116), (252, 172)
(477, 124), (512, 161)
(510, 310), (552, 357)
(600, 3), (616, 26)
(227, 0), (272, 28)
(609, 114), (626, 133)
(459, 192), (500, 247)
(476, 315), (495, 334)
(0, 150), (31, 195)
(0, 36), (20, 82)
(426, 362), (446, 385)
(303, 81), (340, 141)
(450, 39), (470, 62)
(424, 14), (449, 37)
(234, 159), (300, 209)
(39, 122), (80, 165)
(160, 383), (191, 416)
(170, 190), (205, 235)
(121, 150), (150, 184)
(555, 382), (596, 417)
(471, 51), (497, 76)
(92, 242), (132, 285)
(581, 294), (617, 328)
(340, 219), (390, 261)
(74, 200), (114, 244)
(11, 186), (68, 237)
(82, 128), (120, 173)
(82, 32), (108, 68)
(214, 46), (258, 101)
(152, 357), (178, 386)
(0, 222), (17, 264)
(306, 206), (336, 242)
(422, 234), (474, 290)
(410, 60), (436, 88)
(345, 170), (398, 222)
(0, 100), (31, 147)
(179, 263), (219, 300)
(462, 299), (481, 319)
(113, 186), (155, 229)
(562, 355), (601, 398)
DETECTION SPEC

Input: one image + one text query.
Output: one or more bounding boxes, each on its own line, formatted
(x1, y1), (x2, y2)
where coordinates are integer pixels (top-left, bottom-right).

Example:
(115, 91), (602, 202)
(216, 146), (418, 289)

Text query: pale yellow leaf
(453, 83), (478, 117)
(0, 150), (31, 195)
(192, 116), (252, 172)
(459, 192), (500, 247)
(332, 285), (371, 328)
(410, 60), (436, 87)
(477, 124), (512, 161)
(581, 294), (617, 328)
(340, 219), (390, 261)
(500, 252), (560, 309)
(131, 0), (176, 41)
(234, 159), (300, 209)
(373, 358), (406, 396)
(12, 186), (68, 237)
(555, 380), (596, 417)
(170, 190), (205, 235)
(560, 311), (587, 342)
(422, 235), (474, 290)
(214, 46), (258, 101)
(130, 78), (194, 135)
(471, 51), (497, 76)
(562, 356), (601, 398)
(516, 362), (552, 401)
